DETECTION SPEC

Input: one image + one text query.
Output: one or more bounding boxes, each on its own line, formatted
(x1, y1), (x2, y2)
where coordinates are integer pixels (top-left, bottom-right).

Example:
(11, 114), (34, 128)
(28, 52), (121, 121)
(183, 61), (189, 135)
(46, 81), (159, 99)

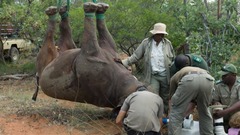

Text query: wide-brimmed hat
(149, 23), (168, 35)
(218, 64), (237, 76)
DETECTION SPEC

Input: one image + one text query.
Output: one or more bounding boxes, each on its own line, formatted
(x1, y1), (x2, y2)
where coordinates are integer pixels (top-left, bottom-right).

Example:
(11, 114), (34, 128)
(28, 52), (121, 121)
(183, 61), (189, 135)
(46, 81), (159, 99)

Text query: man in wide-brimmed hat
(122, 22), (175, 115)
(212, 63), (240, 133)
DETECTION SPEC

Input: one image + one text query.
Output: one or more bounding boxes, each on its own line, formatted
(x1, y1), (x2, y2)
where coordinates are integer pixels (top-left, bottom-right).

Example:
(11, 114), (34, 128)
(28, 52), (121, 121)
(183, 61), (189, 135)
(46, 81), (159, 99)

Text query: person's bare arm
(159, 117), (163, 126)
(213, 101), (240, 119)
(116, 110), (127, 126)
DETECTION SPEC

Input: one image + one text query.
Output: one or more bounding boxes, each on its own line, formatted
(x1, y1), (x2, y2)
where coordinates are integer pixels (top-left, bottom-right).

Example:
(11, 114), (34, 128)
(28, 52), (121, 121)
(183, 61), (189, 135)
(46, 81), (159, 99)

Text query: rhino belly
(39, 50), (85, 101)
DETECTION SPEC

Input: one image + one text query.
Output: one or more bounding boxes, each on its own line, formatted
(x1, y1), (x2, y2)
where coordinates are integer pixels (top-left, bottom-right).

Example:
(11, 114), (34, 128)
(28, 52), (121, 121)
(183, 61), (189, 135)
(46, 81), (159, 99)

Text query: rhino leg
(96, 3), (117, 56)
(32, 73), (39, 101)
(36, 6), (58, 77)
(81, 2), (100, 56)
(33, 6), (58, 101)
(56, 6), (77, 53)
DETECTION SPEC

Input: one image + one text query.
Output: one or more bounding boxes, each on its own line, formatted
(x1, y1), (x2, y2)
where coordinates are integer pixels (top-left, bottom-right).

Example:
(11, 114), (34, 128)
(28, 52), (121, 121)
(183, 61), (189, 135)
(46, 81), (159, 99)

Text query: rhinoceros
(33, 2), (145, 110)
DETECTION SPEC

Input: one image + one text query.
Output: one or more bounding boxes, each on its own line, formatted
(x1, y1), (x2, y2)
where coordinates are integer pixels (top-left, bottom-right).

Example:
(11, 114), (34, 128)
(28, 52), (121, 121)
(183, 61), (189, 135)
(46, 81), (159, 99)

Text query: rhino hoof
(45, 6), (58, 16)
(97, 3), (109, 14)
(59, 5), (68, 15)
(84, 2), (98, 13)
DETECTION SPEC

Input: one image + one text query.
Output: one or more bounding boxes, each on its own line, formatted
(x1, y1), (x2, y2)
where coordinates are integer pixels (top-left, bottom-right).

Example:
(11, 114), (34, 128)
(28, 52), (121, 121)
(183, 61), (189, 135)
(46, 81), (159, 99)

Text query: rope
(83, 0), (97, 3)
(67, 0), (70, 11)
(57, 0), (62, 10)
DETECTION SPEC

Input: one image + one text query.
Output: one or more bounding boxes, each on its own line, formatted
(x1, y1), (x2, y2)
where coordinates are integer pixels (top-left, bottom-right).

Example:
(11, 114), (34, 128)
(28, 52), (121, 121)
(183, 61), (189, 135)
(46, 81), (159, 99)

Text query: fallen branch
(0, 74), (33, 80)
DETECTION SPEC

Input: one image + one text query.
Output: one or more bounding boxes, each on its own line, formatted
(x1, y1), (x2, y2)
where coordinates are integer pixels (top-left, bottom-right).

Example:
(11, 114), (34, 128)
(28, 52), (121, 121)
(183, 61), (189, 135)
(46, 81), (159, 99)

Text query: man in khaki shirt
(168, 66), (215, 135)
(116, 89), (164, 135)
(212, 64), (240, 132)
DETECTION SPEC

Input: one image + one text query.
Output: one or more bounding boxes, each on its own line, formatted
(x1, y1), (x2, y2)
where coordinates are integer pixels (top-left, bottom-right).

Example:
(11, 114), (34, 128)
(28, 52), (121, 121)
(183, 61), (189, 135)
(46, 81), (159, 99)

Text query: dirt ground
(0, 76), (124, 135)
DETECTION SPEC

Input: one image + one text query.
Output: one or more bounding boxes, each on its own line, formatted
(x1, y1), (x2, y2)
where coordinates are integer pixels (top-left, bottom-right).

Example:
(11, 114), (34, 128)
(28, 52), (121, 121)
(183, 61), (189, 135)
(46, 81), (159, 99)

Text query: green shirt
(170, 54), (209, 77)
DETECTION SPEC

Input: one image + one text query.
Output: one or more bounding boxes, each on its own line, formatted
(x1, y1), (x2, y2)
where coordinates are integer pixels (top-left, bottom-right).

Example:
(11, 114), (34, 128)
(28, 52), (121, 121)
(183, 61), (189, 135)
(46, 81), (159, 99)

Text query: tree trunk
(238, 1), (240, 24)
(201, 13), (212, 67)
(217, 0), (222, 20)
(0, 38), (6, 64)
(203, 0), (209, 11)
(183, 0), (190, 53)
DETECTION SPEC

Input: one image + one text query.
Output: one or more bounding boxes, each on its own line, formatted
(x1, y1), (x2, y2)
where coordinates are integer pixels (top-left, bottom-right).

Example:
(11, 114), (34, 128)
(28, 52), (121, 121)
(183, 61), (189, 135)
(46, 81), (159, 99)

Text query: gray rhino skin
(34, 2), (143, 108)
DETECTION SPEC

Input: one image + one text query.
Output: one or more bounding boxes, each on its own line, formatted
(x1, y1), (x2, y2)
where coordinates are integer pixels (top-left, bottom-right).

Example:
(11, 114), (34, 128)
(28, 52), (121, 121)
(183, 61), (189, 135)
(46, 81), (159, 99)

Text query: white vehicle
(0, 23), (33, 62)
(1, 37), (32, 62)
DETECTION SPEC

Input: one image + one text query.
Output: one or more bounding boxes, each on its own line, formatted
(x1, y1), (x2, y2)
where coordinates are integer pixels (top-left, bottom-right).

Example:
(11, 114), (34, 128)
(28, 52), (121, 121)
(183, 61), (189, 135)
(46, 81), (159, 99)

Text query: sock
(49, 14), (57, 21)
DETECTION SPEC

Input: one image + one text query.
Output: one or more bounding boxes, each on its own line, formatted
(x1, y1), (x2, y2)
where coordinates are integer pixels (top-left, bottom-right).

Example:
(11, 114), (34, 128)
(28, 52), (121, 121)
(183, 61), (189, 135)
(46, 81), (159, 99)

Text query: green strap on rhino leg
(49, 15), (57, 21)
(83, 0), (96, 18)
(57, 0), (70, 20)
(85, 12), (95, 18)
(61, 12), (69, 20)
(96, 13), (104, 20)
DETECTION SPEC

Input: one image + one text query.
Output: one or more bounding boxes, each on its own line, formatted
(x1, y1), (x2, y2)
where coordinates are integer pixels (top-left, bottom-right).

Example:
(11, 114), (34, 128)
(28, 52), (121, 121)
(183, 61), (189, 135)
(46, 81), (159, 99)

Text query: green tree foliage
(182, 0), (240, 76)
(105, 0), (180, 56)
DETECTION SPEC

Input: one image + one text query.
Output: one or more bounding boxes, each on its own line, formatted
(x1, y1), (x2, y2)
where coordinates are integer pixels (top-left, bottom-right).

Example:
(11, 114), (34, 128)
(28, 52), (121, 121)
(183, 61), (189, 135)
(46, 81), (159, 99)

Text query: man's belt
(152, 70), (167, 76)
(188, 71), (208, 75)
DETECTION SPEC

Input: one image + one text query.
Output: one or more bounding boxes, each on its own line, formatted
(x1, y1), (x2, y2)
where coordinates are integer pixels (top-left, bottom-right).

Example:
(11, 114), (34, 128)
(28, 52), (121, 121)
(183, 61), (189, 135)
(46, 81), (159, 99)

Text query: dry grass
(0, 77), (123, 135)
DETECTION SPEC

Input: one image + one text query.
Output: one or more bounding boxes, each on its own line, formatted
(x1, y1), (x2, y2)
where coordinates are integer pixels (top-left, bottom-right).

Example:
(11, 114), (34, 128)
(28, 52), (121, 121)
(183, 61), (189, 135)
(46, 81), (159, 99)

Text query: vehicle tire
(10, 47), (20, 63)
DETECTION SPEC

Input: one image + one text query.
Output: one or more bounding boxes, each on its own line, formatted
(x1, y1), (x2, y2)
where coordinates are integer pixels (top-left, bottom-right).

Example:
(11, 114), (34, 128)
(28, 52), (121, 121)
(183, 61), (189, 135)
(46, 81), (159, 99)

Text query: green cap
(218, 64), (237, 75)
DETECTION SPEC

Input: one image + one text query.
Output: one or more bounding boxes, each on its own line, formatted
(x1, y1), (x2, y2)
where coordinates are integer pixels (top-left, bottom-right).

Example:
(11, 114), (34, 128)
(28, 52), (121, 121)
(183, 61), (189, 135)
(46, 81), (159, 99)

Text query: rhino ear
(110, 106), (121, 119)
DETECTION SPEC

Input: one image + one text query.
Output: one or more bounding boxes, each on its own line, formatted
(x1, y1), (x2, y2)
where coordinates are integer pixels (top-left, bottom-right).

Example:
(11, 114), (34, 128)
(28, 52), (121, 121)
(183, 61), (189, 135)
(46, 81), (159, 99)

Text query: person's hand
(127, 67), (132, 73)
(214, 102), (222, 105)
(121, 59), (129, 68)
(212, 109), (227, 119)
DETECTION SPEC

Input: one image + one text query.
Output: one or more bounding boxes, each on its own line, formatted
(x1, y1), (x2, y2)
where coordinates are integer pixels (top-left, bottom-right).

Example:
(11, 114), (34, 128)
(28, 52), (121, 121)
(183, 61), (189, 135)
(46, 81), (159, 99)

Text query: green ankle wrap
(96, 14), (105, 20)
(61, 12), (69, 20)
(49, 15), (57, 21)
(85, 13), (95, 18)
